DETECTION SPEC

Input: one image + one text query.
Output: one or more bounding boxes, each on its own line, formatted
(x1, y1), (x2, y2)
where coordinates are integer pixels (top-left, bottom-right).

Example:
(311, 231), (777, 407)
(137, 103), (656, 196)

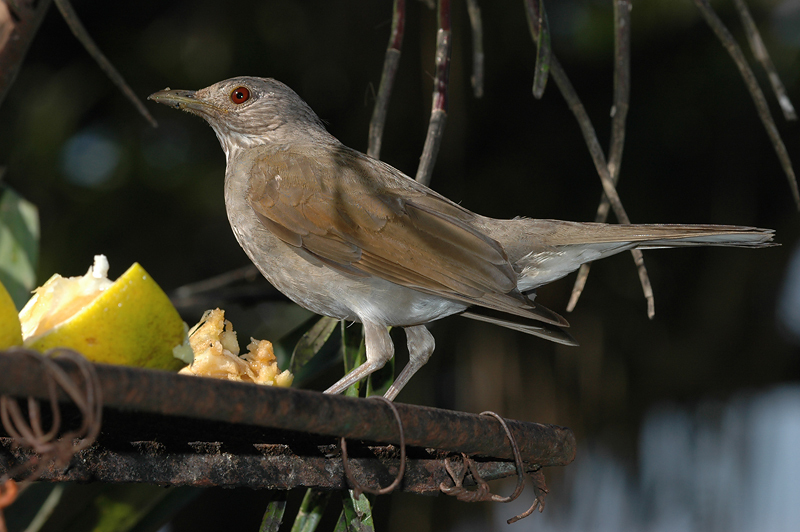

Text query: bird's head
(148, 76), (328, 157)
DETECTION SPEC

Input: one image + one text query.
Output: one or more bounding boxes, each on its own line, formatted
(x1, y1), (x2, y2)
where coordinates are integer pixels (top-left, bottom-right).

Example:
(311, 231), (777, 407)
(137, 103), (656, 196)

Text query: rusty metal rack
(0, 350), (575, 493)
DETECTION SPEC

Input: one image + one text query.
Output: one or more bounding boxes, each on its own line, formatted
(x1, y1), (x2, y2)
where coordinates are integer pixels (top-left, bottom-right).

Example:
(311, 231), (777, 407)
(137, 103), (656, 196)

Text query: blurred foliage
(0, 0), (799, 530)
(0, 185), (39, 308)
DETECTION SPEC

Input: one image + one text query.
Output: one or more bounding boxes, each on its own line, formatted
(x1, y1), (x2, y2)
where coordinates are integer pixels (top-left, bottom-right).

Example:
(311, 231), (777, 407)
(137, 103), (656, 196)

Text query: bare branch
(54, 0), (158, 128)
(607, 0), (632, 180)
(523, 1), (653, 316)
(0, 0), (52, 108)
(465, 0), (484, 98)
(693, 0), (799, 209)
(732, 0), (796, 121)
(368, 0), (406, 159)
(523, 0), (551, 99)
(415, 0), (451, 186)
(550, 55), (654, 317)
(568, 0), (634, 313)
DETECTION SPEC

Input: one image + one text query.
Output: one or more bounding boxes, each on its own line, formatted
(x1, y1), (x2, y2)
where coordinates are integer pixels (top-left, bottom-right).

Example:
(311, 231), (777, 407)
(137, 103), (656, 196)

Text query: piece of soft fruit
(180, 308), (293, 387)
(19, 255), (190, 370)
(0, 280), (22, 349)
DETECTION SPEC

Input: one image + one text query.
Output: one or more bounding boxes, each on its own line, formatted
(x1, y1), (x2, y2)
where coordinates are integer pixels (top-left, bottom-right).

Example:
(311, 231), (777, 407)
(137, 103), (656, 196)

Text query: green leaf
(339, 491), (374, 532)
(290, 315), (339, 374)
(0, 185), (39, 309)
(6, 483), (199, 532)
(126, 487), (203, 532)
(290, 489), (332, 532)
(333, 512), (347, 532)
(5, 483), (65, 532)
(259, 491), (288, 532)
(341, 321), (366, 398)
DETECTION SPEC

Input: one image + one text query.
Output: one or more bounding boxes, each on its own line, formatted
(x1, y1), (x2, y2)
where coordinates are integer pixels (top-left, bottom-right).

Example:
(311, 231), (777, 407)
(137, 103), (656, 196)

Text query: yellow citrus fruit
(0, 281), (23, 349)
(19, 255), (189, 370)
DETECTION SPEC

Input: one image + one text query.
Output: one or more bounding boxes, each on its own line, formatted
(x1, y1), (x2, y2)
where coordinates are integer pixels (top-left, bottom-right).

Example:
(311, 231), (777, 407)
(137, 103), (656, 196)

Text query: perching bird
(149, 77), (774, 400)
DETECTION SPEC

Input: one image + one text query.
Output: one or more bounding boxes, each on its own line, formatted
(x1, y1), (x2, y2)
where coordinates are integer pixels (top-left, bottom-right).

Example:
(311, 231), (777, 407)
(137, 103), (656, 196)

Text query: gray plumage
(149, 76), (774, 400)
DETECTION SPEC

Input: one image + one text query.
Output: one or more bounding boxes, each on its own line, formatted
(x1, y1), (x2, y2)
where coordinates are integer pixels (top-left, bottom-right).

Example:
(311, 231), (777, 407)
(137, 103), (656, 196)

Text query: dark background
(1, 0), (798, 530)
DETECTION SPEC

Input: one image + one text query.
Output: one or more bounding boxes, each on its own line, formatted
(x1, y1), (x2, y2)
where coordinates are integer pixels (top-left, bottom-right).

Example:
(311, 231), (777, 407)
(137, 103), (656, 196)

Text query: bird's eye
(230, 87), (250, 104)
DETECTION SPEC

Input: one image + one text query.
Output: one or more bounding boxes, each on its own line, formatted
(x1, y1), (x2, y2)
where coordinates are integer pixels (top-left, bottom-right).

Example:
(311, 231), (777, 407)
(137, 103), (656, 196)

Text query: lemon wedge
(19, 255), (189, 370)
(0, 281), (22, 349)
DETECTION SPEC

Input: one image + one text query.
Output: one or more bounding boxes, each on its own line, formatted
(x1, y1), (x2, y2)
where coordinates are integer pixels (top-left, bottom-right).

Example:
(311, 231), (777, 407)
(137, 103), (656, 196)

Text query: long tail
(507, 221), (775, 291)
(518, 221), (775, 247)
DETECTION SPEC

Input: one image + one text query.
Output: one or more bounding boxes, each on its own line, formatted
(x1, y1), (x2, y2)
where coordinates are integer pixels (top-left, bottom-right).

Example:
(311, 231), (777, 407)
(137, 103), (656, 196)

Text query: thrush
(149, 76), (774, 400)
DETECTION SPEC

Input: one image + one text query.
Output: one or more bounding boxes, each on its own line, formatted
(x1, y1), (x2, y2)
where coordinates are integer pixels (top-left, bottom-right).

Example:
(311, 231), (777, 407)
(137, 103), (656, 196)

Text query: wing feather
(245, 144), (566, 326)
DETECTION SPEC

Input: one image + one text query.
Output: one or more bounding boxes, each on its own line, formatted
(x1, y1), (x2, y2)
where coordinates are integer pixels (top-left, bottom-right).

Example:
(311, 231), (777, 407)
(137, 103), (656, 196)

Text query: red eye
(231, 87), (250, 104)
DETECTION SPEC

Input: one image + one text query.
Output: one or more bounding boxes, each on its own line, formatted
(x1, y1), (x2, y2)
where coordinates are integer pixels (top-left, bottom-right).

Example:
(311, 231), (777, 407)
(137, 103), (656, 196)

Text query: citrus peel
(0, 280), (22, 349)
(19, 255), (189, 370)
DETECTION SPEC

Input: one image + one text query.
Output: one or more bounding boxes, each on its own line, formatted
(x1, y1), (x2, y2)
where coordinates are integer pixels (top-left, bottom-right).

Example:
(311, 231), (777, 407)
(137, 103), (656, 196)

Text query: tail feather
(460, 310), (578, 346)
(505, 221), (775, 291)
(526, 221), (775, 247)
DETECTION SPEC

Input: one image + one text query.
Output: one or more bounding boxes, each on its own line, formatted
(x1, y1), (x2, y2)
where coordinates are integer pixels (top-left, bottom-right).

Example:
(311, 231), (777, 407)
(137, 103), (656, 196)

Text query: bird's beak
(147, 89), (225, 117)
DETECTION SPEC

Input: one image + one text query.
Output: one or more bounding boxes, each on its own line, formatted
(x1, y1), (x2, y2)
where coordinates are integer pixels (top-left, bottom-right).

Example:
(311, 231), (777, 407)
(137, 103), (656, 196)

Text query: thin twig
(368, 0), (406, 159)
(607, 0), (632, 182)
(465, 0), (484, 98)
(693, 0), (799, 209)
(53, 0), (157, 127)
(415, 0), (451, 186)
(732, 0), (796, 121)
(524, 3), (655, 317)
(523, 0), (552, 98)
(0, 0), (53, 108)
(525, 10), (630, 223)
(568, 0), (633, 313)
(171, 264), (260, 301)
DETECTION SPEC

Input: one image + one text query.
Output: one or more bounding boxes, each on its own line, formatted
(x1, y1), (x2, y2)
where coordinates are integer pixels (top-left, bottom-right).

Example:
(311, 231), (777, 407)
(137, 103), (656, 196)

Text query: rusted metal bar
(0, 349), (575, 490)
(0, 438), (521, 493)
(0, 350), (575, 466)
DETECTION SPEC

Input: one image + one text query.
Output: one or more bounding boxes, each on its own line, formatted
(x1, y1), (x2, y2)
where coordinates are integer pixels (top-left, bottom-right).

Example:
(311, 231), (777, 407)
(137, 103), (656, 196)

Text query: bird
(149, 76), (774, 400)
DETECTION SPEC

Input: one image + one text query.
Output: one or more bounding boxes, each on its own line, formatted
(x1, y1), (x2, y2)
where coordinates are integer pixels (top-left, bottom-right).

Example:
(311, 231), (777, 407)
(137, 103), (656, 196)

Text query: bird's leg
(324, 321), (394, 396)
(384, 325), (435, 401)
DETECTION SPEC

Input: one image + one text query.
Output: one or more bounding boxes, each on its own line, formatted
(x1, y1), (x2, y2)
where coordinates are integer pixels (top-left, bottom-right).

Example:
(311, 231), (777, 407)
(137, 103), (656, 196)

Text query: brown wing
(245, 144), (567, 326)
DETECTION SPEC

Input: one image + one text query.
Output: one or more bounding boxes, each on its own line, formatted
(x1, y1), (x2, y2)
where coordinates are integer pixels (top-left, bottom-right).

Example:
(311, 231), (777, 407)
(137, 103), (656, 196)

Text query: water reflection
(491, 386), (800, 531)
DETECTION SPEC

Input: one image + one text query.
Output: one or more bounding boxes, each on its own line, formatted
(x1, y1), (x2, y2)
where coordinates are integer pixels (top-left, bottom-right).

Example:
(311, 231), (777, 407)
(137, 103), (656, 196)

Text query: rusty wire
(439, 411), (527, 503)
(436, 411), (553, 523)
(479, 411), (526, 503)
(341, 395), (407, 498)
(507, 469), (548, 524)
(440, 453), (491, 502)
(0, 349), (101, 485)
